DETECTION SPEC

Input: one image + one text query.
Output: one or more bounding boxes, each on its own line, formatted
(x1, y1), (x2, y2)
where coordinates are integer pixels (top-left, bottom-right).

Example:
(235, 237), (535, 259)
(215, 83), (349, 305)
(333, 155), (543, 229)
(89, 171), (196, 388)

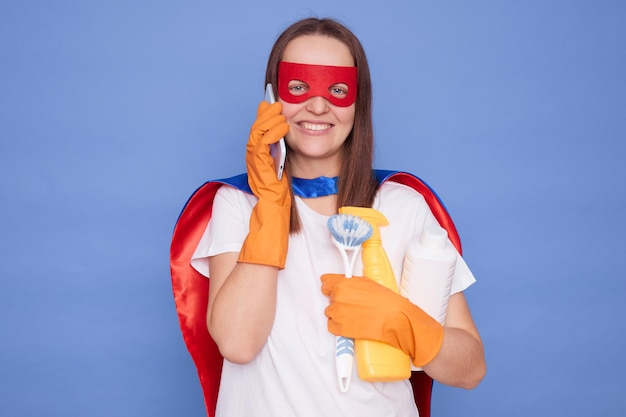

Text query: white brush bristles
(328, 214), (373, 278)
(328, 214), (373, 248)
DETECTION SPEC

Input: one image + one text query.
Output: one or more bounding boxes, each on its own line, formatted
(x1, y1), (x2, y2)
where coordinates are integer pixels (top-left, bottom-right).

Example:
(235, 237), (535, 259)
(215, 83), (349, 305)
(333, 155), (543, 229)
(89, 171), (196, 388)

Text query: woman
(172, 17), (485, 417)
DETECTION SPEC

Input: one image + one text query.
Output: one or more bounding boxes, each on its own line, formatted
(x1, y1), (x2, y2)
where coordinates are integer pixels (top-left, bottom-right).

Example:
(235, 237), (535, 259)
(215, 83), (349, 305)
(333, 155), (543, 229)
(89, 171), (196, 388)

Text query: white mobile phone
(264, 83), (286, 180)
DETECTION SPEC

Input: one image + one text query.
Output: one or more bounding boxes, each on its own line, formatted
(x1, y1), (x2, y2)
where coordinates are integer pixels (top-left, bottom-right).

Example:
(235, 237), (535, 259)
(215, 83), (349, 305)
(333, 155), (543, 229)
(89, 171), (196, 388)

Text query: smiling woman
(278, 35), (357, 182)
(170, 16), (485, 417)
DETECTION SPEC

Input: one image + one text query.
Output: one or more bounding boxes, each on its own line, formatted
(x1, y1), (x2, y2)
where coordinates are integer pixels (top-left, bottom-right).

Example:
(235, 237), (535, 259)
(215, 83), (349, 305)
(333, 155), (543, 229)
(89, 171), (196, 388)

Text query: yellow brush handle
(339, 207), (411, 382)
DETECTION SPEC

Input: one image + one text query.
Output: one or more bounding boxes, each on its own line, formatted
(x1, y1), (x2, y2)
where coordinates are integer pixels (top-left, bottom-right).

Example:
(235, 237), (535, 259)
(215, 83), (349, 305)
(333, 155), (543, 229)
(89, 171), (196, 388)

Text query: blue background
(1, 1), (625, 415)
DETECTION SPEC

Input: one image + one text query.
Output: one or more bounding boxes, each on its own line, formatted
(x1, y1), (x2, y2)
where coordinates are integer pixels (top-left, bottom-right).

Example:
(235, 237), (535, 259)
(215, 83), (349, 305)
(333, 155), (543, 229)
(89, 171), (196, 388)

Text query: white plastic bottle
(400, 224), (457, 326)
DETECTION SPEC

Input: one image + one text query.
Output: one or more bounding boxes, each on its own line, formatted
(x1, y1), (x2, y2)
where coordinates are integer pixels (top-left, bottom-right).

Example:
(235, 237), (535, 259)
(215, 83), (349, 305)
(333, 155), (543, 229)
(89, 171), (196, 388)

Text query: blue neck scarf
(291, 176), (338, 198)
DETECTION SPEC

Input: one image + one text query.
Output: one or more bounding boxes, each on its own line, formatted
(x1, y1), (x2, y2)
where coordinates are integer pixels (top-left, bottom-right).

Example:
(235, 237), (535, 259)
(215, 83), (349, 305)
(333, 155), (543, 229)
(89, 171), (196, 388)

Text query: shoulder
(375, 169), (462, 253)
(378, 180), (427, 205)
(376, 170), (437, 197)
(376, 170), (432, 204)
(213, 181), (257, 209)
(194, 173), (252, 200)
(376, 169), (451, 212)
(375, 179), (430, 224)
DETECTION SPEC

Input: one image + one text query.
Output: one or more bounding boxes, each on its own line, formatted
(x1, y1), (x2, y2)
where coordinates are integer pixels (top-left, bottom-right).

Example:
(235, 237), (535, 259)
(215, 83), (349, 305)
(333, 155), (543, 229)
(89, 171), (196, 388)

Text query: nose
(305, 96), (330, 114)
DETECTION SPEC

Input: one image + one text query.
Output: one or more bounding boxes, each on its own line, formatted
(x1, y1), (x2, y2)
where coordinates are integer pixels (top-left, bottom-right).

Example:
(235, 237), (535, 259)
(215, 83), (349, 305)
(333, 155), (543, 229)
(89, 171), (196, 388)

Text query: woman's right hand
(245, 101), (290, 204)
(238, 101), (291, 269)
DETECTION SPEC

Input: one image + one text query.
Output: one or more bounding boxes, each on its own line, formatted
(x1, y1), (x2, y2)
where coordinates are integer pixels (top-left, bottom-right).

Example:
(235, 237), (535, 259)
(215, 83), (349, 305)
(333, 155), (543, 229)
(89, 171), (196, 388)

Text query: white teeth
(302, 122), (331, 131)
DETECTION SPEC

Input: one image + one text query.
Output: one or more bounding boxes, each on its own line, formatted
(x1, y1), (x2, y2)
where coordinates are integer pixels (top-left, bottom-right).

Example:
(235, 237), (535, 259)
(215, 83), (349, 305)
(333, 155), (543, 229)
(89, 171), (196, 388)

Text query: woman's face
(279, 35), (356, 176)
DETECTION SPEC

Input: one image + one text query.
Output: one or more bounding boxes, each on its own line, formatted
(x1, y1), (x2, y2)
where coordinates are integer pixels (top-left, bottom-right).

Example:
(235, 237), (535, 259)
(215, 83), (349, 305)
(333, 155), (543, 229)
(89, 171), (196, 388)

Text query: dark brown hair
(265, 18), (379, 232)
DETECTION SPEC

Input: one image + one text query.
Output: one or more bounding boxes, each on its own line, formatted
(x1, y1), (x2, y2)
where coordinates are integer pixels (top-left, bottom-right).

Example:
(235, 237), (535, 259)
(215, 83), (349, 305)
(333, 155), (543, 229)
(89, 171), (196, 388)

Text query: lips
(300, 122), (333, 132)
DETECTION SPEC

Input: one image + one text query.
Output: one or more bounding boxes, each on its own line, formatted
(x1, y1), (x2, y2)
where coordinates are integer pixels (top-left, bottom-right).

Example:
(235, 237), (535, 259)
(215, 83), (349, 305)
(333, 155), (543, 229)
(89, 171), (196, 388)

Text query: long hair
(265, 18), (379, 232)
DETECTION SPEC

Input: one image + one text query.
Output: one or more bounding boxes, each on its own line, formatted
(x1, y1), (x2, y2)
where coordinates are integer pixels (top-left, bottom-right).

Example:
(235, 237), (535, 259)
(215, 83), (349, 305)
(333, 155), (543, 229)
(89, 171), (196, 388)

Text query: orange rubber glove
(321, 273), (444, 367)
(238, 101), (291, 269)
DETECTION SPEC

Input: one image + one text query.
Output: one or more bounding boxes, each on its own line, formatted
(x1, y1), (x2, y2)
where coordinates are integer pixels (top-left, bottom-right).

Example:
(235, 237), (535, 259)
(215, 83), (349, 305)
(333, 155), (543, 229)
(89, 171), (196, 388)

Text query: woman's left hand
(321, 273), (444, 367)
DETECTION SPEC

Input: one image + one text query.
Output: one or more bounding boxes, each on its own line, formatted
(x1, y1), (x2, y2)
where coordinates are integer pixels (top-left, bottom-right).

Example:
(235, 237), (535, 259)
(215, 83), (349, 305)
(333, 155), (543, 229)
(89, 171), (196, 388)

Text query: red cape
(170, 170), (462, 417)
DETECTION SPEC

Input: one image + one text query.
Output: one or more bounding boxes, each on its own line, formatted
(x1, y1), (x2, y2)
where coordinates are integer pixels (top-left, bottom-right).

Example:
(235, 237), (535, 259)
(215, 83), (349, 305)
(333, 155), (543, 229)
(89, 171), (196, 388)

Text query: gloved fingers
(246, 120), (289, 178)
(320, 273), (346, 296)
(253, 112), (286, 135)
(259, 117), (289, 146)
(324, 309), (349, 337)
(253, 101), (283, 128)
(250, 102), (289, 147)
(323, 300), (383, 341)
(321, 275), (408, 335)
(257, 100), (270, 115)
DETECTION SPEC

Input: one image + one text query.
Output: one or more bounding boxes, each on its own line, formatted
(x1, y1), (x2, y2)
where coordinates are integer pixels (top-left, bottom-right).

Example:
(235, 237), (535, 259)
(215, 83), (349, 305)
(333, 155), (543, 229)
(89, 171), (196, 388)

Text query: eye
(288, 80), (309, 96)
(329, 83), (349, 99)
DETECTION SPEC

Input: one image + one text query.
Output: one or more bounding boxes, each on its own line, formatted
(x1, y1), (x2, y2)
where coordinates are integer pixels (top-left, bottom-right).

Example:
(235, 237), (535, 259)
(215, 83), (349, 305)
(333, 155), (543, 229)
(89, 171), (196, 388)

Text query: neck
(287, 153), (341, 179)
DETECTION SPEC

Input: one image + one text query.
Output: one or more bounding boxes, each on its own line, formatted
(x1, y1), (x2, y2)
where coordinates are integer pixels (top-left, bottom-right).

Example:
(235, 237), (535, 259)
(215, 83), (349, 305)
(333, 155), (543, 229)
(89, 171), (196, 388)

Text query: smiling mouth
(301, 122), (332, 131)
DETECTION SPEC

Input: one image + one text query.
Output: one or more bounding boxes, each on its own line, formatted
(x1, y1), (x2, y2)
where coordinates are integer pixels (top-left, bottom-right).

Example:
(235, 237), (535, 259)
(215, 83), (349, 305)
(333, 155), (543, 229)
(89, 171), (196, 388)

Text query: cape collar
(291, 176), (338, 198)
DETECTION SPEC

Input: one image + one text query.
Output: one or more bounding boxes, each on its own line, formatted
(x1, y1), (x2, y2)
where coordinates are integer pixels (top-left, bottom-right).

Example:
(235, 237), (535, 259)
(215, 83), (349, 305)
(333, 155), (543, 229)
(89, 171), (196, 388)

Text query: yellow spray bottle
(339, 206), (412, 382)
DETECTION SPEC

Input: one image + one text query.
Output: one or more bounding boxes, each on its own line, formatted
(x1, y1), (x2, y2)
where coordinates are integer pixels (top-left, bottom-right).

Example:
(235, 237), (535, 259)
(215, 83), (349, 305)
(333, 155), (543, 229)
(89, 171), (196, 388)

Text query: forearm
(208, 256), (278, 364)
(422, 326), (486, 389)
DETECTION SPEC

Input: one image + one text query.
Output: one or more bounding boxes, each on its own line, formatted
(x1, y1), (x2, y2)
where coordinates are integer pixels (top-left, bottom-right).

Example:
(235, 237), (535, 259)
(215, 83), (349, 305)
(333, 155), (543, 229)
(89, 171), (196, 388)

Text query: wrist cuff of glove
(238, 198), (290, 269)
(406, 301), (445, 367)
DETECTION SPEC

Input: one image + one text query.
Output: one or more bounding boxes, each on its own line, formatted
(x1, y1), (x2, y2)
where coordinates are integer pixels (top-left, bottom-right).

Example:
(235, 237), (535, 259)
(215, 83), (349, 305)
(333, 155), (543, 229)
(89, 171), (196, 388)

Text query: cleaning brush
(327, 213), (373, 393)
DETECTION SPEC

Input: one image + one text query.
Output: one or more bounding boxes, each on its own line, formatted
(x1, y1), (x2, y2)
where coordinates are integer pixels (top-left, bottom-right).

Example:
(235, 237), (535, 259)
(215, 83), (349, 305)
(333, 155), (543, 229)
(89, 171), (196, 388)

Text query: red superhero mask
(277, 62), (358, 107)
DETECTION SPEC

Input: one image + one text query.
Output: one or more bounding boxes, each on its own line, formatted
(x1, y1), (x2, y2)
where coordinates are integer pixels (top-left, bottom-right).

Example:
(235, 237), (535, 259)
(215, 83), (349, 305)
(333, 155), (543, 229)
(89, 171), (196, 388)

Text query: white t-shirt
(191, 180), (476, 417)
